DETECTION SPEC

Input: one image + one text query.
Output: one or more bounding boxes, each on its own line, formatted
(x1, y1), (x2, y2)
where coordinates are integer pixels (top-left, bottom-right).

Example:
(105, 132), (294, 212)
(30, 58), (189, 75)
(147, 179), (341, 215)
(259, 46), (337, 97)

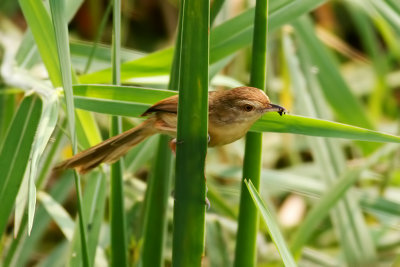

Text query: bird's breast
(208, 121), (253, 147)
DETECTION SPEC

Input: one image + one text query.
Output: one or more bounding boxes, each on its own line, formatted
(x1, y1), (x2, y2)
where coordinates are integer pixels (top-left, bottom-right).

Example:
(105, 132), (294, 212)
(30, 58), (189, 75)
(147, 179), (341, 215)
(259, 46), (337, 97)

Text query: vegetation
(1, 0), (400, 266)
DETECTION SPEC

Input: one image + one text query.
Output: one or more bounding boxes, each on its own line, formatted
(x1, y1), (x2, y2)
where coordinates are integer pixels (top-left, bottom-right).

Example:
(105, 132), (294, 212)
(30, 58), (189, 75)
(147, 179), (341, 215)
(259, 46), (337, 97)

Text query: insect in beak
(264, 103), (287, 116)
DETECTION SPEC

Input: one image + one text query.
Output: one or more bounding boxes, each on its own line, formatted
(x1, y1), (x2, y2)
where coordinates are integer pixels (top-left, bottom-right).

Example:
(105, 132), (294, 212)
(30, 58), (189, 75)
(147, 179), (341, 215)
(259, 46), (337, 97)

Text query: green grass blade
(75, 109), (103, 149)
(0, 93), (42, 239)
(68, 171), (107, 267)
(252, 113), (400, 143)
(245, 180), (297, 266)
(139, 5), (181, 265)
(234, 1), (267, 265)
(49, 0), (89, 265)
(109, 0), (128, 265)
(0, 93), (16, 142)
(140, 136), (173, 267)
(172, 0), (209, 266)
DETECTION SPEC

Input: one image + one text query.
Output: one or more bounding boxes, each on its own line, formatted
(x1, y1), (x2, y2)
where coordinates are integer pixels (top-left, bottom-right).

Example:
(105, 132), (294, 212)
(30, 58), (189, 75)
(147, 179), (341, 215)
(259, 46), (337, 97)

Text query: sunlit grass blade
(0, 93), (42, 239)
(245, 180), (296, 266)
(75, 109), (103, 149)
(37, 191), (75, 240)
(252, 113), (400, 143)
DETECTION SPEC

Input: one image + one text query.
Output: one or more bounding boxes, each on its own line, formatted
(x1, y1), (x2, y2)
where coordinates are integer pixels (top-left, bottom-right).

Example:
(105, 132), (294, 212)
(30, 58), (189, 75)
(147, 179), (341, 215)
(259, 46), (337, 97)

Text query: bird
(55, 86), (286, 174)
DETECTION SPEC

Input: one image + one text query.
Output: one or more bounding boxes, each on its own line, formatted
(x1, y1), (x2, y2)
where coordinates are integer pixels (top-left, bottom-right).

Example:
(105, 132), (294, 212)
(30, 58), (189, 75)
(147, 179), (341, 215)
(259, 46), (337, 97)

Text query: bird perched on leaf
(55, 86), (286, 174)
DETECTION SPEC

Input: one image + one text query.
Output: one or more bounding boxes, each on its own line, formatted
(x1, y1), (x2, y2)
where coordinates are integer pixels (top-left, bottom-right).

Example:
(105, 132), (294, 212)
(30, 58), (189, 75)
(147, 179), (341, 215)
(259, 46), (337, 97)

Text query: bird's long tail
(55, 118), (157, 174)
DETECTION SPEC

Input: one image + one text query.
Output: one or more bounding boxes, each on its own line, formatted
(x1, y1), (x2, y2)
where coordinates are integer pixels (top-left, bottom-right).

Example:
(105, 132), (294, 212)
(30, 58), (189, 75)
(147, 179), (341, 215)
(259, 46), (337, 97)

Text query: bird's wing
(141, 94), (178, 116)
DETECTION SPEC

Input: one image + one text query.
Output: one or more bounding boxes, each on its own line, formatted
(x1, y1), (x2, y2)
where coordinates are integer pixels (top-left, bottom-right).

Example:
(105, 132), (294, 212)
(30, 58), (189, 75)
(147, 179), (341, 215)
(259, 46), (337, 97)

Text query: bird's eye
(243, 104), (254, 112)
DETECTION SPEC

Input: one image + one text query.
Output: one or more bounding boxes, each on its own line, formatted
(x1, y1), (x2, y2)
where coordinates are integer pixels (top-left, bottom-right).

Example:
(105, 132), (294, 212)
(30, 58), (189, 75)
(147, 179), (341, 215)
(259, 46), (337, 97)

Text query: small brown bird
(56, 86), (286, 174)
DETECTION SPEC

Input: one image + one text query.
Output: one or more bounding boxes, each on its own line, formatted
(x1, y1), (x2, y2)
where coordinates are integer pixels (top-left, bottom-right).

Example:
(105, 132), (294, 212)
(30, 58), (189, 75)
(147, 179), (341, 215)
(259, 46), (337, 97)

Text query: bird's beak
(264, 103), (287, 116)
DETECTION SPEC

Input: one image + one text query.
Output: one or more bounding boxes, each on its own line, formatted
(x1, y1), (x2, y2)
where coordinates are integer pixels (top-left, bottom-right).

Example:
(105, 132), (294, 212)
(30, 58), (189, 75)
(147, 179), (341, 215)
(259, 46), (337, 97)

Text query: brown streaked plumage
(55, 86), (286, 174)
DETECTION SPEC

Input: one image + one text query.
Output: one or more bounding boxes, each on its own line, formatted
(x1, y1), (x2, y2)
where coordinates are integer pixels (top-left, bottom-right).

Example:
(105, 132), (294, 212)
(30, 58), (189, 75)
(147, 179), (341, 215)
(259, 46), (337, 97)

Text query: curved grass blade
(26, 92), (59, 234)
(245, 180), (297, 267)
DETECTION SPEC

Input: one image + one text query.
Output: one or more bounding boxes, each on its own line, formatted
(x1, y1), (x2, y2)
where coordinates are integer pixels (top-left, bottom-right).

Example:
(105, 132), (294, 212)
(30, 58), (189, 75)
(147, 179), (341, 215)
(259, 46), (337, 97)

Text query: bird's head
(211, 86), (286, 124)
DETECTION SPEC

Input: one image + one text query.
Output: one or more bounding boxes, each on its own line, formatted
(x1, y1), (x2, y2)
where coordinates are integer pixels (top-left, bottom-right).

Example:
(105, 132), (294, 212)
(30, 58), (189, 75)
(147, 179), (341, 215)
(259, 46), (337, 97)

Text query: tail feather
(55, 118), (156, 174)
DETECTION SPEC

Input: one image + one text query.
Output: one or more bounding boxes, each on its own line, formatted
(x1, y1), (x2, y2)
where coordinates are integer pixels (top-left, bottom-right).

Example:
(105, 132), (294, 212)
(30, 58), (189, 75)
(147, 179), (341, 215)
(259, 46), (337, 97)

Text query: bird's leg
(168, 138), (184, 155)
(169, 138), (177, 155)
